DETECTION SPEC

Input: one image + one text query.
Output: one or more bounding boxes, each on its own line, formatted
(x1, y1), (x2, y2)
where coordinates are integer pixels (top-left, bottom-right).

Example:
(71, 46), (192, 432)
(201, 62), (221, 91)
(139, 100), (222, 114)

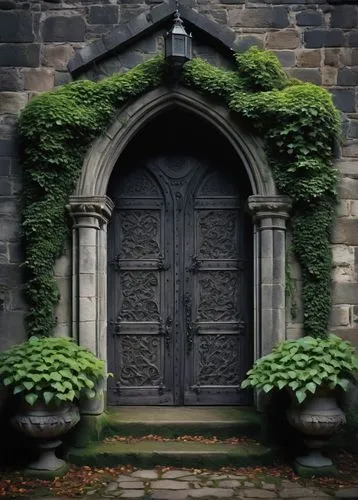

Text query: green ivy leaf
(25, 393), (38, 406)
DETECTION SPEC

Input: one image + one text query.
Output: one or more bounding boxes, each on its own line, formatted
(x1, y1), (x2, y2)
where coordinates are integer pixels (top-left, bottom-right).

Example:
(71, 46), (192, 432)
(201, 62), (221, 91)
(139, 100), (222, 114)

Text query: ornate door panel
(183, 171), (250, 405)
(108, 158), (251, 405)
(108, 168), (174, 405)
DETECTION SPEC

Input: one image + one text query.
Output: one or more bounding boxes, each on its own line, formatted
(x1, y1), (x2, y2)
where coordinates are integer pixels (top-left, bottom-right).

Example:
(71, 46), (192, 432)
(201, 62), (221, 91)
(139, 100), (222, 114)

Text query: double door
(108, 154), (251, 405)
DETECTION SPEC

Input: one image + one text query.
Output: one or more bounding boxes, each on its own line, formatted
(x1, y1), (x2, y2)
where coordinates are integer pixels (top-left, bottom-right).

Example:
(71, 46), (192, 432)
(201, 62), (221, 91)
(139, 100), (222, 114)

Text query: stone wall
(0, 0), (357, 350)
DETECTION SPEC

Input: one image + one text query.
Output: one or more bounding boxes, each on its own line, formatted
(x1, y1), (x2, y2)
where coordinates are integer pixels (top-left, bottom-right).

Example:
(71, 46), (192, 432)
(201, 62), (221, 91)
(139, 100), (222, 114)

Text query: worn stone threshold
(69, 439), (274, 468)
(104, 406), (261, 439)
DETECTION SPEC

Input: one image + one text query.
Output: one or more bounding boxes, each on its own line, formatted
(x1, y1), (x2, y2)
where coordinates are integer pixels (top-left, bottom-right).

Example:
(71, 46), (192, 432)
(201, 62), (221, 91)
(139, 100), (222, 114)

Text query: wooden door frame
(67, 87), (291, 412)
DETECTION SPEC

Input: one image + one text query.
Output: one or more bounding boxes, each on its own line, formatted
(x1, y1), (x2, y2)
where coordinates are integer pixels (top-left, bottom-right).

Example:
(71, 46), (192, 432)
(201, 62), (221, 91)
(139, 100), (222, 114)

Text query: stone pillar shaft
(68, 196), (114, 361)
(248, 195), (292, 357)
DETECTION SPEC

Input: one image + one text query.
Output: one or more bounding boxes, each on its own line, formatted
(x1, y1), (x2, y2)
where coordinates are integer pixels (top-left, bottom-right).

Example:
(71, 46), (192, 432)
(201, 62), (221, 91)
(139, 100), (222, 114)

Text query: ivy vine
(18, 47), (340, 338)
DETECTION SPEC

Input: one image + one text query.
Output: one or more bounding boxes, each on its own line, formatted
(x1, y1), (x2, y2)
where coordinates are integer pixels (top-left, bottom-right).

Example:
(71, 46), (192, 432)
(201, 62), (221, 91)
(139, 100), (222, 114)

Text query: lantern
(165, 8), (192, 65)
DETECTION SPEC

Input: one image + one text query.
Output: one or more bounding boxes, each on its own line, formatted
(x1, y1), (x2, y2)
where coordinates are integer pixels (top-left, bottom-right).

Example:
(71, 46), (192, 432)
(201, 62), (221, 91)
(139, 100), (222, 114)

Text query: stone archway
(68, 86), (291, 407)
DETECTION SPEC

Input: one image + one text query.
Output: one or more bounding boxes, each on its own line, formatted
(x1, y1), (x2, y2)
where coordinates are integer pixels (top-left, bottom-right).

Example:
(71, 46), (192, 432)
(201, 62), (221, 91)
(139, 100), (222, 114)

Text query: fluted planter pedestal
(287, 391), (346, 477)
(11, 402), (80, 478)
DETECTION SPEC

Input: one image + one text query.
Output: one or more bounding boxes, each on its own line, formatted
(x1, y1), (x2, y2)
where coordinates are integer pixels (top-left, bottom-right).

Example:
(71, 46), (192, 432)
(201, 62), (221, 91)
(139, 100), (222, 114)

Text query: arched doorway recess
(68, 87), (291, 407)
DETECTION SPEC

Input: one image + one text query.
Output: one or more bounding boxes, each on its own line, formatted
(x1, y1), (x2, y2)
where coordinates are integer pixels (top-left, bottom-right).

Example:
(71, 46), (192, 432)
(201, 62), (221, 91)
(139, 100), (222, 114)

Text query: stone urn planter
(11, 402), (80, 476)
(287, 390), (346, 471)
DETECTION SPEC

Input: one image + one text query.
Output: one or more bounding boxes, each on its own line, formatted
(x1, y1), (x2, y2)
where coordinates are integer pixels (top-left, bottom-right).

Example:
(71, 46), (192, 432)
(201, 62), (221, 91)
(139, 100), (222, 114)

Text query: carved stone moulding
(248, 195), (292, 224)
(68, 195), (114, 229)
(12, 402), (80, 440)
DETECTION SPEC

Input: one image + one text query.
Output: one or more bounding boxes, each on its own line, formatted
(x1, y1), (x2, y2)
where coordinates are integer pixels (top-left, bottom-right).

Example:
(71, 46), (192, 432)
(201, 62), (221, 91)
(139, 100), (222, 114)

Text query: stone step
(104, 406), (261, 439)
(68, 439), (274, 469)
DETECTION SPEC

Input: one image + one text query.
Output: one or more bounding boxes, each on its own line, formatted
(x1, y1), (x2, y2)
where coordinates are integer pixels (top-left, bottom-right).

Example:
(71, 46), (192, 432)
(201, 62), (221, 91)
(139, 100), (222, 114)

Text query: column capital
(248, 195), (292, 222)
(68, 195), (114, 229)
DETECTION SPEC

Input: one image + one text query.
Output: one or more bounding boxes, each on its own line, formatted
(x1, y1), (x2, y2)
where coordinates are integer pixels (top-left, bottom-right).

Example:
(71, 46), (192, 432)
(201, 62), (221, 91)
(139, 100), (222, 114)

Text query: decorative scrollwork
(198, 335), (241, 385)
(198, 210), (238, 259)
(120, 271), (160, 321)
(198, 271), (239, 321)
(118, 335), (161, 386)
(119, 211), (160, 259)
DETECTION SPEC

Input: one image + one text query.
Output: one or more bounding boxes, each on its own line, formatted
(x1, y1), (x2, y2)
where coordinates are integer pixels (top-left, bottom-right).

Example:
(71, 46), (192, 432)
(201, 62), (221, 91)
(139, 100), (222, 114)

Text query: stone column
(248, 195), (292, 358)
(68, 196), (114, 361)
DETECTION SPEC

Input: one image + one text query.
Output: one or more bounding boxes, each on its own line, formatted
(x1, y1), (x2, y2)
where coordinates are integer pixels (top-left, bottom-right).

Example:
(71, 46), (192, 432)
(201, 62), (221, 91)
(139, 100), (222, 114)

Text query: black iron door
(108, 155), (251, 405)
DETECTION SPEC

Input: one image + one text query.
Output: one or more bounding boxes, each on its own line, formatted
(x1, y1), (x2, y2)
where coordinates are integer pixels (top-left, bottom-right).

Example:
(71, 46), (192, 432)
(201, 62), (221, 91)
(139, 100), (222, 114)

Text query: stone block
(235, 35), (264, 52)
(332, 220), (358, 245)
(330, 306), (350, 327)
(338, 68), (358, 87)
(296, 49), (321, 67)
(54, 253), (71, 278)
(55, 71), (72, 87)
(0, 311), (26, 351)
(0, 92), (28, 115)
(0, 218), (20, 241)
(0, 178), (11, 195)
(324, 48), (340, 66)
(337, 200), (351, 217)
(23, 68), (54, 91)
(79, 273), (96, 298)
(330, 89), (355, 113)
(348, 31), (358, 48)
(333, 283), (358, 304)
(343, 141), (358, 158)
(42, 44), (75, 71)
(304, 29), (345, 48)
(322, 66), (337, 85)
(333, 328), (358, 350)
(331, 5), (358, 29)
(348, 120), (358, 139)
(0, 158), (10, 177)
(42, 15), (86, 42)
(344, 48), (358, 66)
(339, 177), (358, 199)
(89, 5), (119, 24)
(0, 11), (34, 42)
(350, 200), (358, 216)
(0, 137), (16, 156)
(266, 30), (300, 49)
(287, 68), (321, 84)
(231, 7), (289, 28)
(296, 10), (323, 26)
(273, 50), (295, 67)
(0, 43), (40, 67)
(9, 242), (24, 264)
(332, 245), (354, 267)
(0, 68), (23, 91)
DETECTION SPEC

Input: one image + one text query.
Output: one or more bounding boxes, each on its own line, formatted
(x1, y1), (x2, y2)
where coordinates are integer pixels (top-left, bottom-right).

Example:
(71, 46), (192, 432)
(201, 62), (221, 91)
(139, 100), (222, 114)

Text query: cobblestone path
(82, 468), (334, 499)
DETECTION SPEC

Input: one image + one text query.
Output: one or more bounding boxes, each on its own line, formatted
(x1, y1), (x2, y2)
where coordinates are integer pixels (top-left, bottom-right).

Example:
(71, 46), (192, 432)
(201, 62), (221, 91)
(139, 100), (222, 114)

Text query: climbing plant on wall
(18, 47), (340, 338)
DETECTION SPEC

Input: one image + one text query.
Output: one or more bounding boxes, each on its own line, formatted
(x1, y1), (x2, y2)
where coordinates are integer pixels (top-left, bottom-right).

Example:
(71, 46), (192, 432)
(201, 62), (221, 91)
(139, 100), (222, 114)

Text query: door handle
(164, 316), (172, 349)
(184, 293), (195, 354)
(160, 316), (172, 350)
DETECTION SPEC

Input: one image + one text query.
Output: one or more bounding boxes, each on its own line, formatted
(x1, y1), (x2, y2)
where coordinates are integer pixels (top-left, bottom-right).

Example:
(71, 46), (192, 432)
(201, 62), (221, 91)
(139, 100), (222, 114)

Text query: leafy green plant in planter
(242, 335), (358, 473)
(0, 336), (104, 406)
(0, 336), (105, 476)
(242, 335), (358, 404)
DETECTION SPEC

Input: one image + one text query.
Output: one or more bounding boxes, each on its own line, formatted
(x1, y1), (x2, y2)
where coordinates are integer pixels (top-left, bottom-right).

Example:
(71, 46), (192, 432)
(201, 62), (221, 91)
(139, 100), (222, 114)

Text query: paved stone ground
(79, 468), (334, 499)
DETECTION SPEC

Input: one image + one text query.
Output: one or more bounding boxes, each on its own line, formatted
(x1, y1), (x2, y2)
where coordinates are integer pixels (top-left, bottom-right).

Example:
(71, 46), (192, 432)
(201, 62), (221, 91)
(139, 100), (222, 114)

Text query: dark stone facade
(0, 0), (358, 351)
